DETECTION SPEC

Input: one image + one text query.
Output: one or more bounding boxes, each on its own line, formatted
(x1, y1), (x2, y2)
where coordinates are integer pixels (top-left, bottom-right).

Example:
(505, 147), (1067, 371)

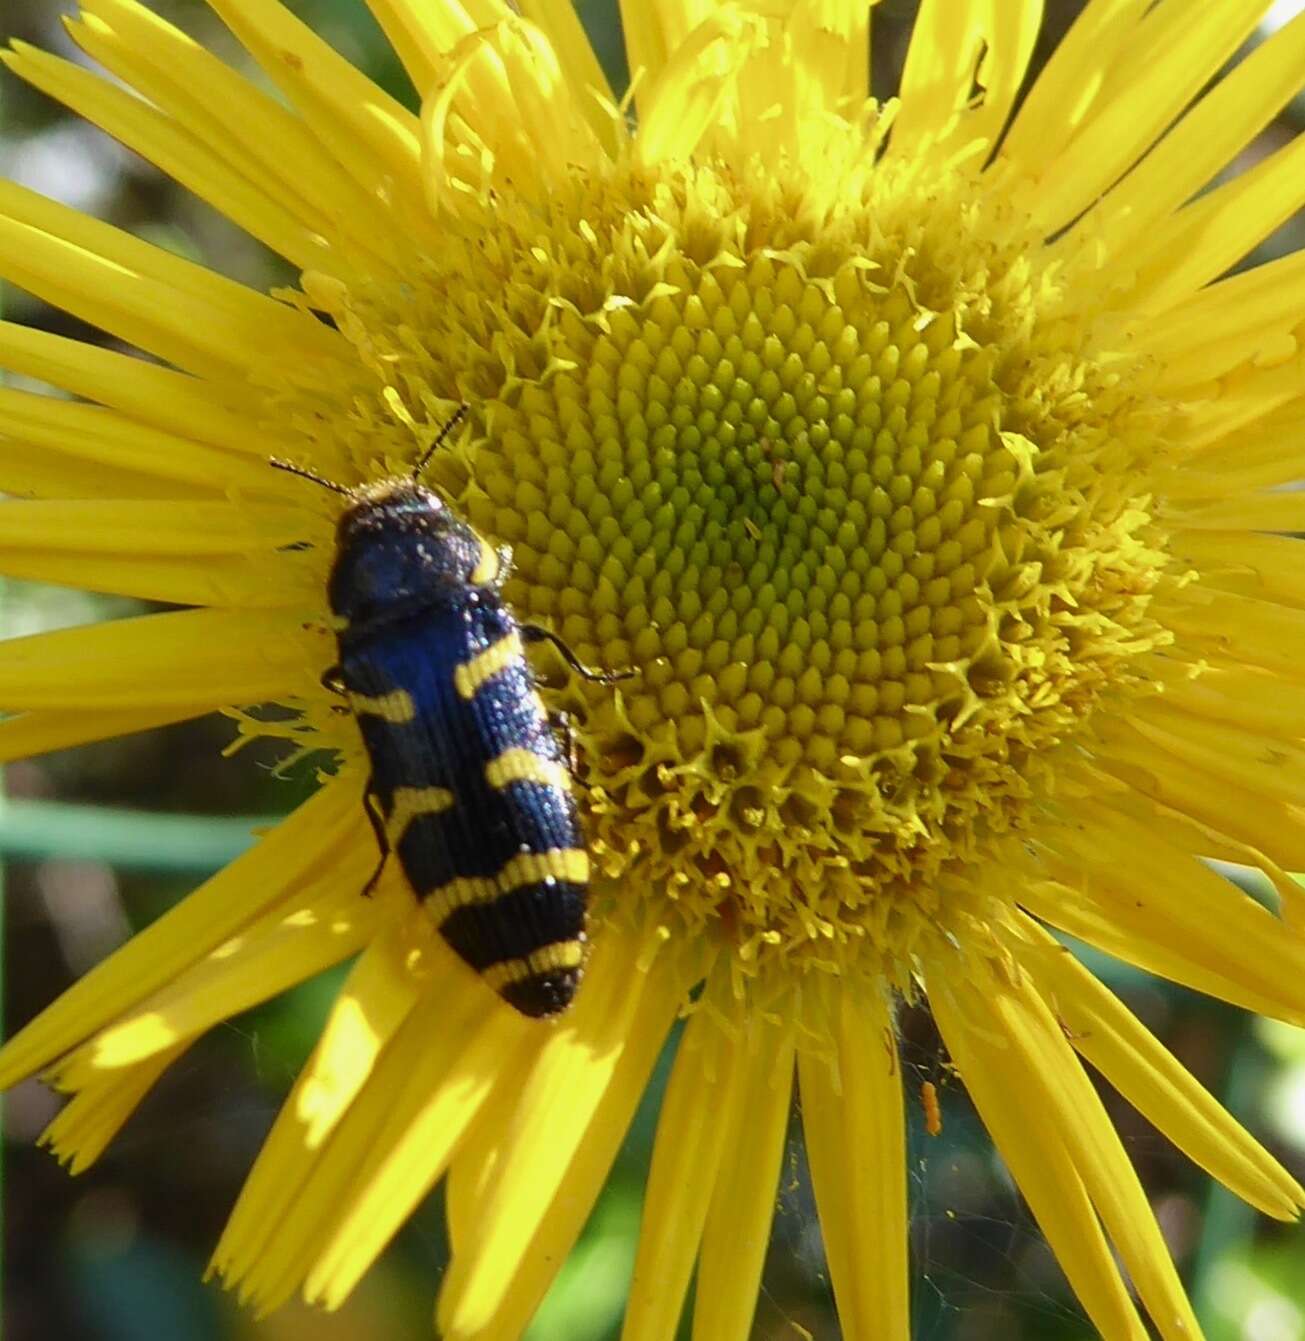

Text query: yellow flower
(3, 1), (1305, 1336)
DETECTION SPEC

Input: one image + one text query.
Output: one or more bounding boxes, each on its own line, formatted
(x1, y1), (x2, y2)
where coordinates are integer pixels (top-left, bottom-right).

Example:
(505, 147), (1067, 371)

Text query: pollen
(279, 150), (1174, 991)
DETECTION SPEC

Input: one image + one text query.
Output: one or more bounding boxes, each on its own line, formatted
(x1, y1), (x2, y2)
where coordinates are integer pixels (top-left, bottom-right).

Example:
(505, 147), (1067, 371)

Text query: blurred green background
(2, 2), (1304, 1338)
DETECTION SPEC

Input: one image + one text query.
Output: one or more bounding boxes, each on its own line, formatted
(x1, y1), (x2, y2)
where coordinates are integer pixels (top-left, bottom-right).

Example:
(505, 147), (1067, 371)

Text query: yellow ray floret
(210, 913), (472, 1310)
(797, 989), (908, 1341)
(0, 176), (343, 378)
(0, 499), (320, 606)
(1022, 1), (1268, 236)
(1082, 10), (1305, 260)
(66, 0), (404, 273)
(0, 320), (291, 456)
(691, 1011), (795, 1341)
(0, 780), (366, 1090)
(1015, 917), (1305, 1221)
(436, 926), (662, 1338)
(202, 0), (434, 241)
(439, 948), (685, 1341)
(929, 966), (1151, 1340)
(1126, 131), (1305, 318)
(622, 1000), (743, 1341)
(42, 1044), (184, 1175)
(0, 607), (324, 712)
(301, 1000), (534, 1312)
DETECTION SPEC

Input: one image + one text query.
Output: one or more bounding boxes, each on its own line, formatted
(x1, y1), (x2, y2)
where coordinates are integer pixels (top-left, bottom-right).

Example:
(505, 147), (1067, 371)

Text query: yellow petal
(303, 1003), (533, 1311)
(39, 867), (384, 1175)
(634, 12), (760, 169)
(363, 0), (512, 96)
(0, 500), (323, 606)
(1000, 0), (1150, 180)
(692, 1015), (793, 1341)
(1128, 130), (1305, 318)
(0, 174), (342, 378)
(438, 946), (684, 1341)
(443, 18), (601, 195)
(1097, 761), (1305, 930)
(436, 923), (664, 1337)
(1174, 358), (1305, 458)
(1157, 659), (1305, 743)
(0, 441), (214, 502)
(0, 777), (365, 1089)
(890, 0), (1040, 164)
(0, 606), (325, 710)
(619, 0), (713, 113)
(443, 1088), (509, 1262)
(1172, 478), (1305, 533)
(6, 37), (335, 275)
(63, 859), (384, 1076)
(621, 996), (742, 1341)
(806, 0), (872, 114)
(40, 1044), (184, 1174)
(71, 0), (398, 272)
(0, 706), (210, 763)
(211, 910), (464, 1308)
(0, 387), (280, 498)
(1165, 425), (1305, 497)
(889, 0), (986, 162)
(517, 0), (623, 158)
(964, 1), (1043, 161)
(1127, 698), (1305, 807)
(202, 0), (434, 241)
(1180, 398), (1304, 479)
(1164, 482), (1305, 535)
(1094, 711), (1305, 872)
(1163, 584), (1305, 680)
(1017, 916), (1305, 1220)
(1030, 2), (1269, 237)
(1027, 800), (1305, 1024)
(797, 986), (908, 1341)
(0, 320), (289, 456)
(965, 961), (1203, 1340)
(1089, 10), (1305, 263)
(1156, 333), (1303, 401)
(928, 969), (1149, 1340)
(1138, 249), (1305, 387)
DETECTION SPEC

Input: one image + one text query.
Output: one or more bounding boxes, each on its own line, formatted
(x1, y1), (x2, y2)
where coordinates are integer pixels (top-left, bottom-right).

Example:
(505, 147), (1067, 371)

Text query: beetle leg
(521, 624), (635, 684)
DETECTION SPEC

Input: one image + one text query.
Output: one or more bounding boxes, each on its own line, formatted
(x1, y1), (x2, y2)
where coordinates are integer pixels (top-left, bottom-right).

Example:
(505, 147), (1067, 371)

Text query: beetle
(273, 408), (628, 1016)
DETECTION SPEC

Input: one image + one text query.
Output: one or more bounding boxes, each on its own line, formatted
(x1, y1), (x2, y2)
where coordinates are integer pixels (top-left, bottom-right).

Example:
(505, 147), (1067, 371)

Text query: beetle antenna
(412, 403), (470, 482)
(269, 459), (353, 496)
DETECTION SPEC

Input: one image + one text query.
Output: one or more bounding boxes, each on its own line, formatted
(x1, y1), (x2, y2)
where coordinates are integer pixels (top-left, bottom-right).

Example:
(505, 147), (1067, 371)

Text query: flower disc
(290, 156), (1173, 987)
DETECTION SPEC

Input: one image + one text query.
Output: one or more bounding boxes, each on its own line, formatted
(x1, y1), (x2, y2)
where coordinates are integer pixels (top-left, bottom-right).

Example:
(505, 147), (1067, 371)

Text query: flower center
(282, 155), (1174, 987)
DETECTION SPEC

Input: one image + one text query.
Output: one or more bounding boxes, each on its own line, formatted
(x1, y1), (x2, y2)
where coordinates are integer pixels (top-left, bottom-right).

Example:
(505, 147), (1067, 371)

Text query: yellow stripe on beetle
(484, 747), (570, 793)
(385, 785), (456, 843)
(425, 848), (590, 920)
(454, 631), (523, 700)
(347, 688), (416, 723)
(482, 938), (586, 990)
(468, 538), (500, 586)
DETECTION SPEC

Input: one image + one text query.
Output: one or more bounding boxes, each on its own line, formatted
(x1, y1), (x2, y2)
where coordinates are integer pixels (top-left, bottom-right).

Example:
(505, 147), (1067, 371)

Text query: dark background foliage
(2, 2), (1304, 1338)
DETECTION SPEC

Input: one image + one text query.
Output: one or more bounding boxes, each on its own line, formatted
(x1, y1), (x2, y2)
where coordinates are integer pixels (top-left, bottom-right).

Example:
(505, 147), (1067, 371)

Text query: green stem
(0, 798), (277, 873)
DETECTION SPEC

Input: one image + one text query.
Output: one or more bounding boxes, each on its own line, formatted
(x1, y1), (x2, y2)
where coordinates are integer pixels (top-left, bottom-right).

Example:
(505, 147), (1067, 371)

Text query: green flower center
(280, 156), (1175, 986)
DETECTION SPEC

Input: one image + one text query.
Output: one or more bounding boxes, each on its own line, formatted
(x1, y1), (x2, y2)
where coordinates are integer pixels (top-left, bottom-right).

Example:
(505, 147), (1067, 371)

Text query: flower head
(2, 1), (1305, 1338)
